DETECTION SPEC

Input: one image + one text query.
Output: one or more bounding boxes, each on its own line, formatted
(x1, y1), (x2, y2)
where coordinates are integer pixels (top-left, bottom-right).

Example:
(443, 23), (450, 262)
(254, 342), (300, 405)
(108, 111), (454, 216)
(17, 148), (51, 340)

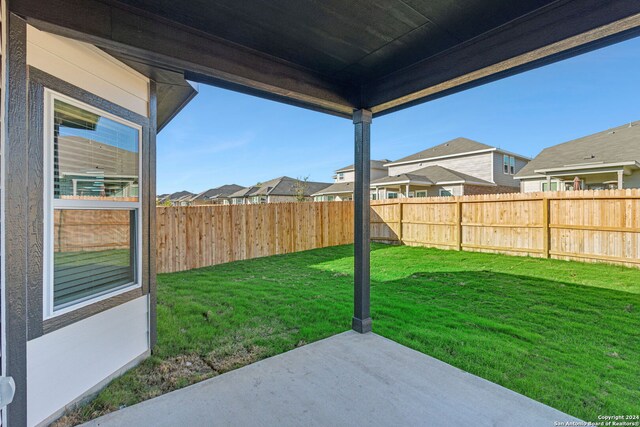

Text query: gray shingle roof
(229, 186), (260, 198)
(311, 182), (355, 196)
(192, 184), (245, 200)
(388, 138), (494, 165)
(162, 190), (194, 201)
(335, 160), (391, 173)
(516, 121), (640, 178)
(230, 177), (331, 198)
(371, 165), (492, 186)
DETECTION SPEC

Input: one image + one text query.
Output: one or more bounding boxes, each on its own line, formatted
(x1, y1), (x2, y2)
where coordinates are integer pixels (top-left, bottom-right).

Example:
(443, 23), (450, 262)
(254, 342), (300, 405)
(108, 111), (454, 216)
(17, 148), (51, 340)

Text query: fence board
(95, 189), (630, 272)
(156, 201), (354, 273)
(370, 189), (640, 268)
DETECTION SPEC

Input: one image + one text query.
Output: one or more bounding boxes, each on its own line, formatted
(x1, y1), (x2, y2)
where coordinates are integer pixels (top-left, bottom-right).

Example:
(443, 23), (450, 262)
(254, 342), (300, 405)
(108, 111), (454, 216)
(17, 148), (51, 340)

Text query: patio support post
(352, 109), (372, 334)
(618, 170), (624, 190)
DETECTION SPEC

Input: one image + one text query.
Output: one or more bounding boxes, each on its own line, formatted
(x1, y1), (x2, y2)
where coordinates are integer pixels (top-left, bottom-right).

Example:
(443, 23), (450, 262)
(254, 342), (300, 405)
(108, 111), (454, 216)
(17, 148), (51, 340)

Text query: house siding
(23, 28), (152, 426)
(623, 170), (640, 188)
(521, 179), (542, 193)
(463, 184), (517, 195)
(27, 297), (149, 426)
(387, 152), (494, 182)
(492, 152), (528, 187)
(520, 170), (640, 192)
(267, 195), (303, 203)
(26, 26), (150, 117)
(335, 167), (387, 183)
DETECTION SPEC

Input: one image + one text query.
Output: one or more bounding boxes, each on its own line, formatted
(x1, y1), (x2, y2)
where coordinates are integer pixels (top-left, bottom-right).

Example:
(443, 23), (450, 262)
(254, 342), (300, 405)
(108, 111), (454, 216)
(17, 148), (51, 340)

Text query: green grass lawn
(57, 244), (640, 425)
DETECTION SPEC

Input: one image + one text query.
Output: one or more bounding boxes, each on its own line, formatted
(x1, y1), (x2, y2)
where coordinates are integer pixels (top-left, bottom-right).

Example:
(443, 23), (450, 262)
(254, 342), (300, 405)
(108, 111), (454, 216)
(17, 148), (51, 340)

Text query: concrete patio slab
(84, 331), (580, 427)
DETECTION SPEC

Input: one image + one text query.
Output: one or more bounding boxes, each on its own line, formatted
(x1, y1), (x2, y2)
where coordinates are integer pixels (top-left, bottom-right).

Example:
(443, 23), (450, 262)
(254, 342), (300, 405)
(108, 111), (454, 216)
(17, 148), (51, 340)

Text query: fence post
(398, 199), (403, 244)
(456, 199), (463, 251)
(542, 196), (550, 258)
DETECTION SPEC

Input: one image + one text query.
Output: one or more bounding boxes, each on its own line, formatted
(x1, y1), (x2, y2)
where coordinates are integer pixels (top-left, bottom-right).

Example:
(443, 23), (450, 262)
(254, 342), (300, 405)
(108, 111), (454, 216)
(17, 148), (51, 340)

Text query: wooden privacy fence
(371, 189), (640, 268)
(156, 189), (640, 273)
(156, 201), (354, 273)
(55, 209), (131, 252)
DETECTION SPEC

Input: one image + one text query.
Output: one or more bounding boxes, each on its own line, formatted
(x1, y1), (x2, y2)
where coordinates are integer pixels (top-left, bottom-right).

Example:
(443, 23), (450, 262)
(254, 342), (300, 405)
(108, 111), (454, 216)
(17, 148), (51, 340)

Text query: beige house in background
(516, 121), (640, 192)
(228, 176), (331, 204)
(312, 160), (389, 201)
(372, 138), (529, 199)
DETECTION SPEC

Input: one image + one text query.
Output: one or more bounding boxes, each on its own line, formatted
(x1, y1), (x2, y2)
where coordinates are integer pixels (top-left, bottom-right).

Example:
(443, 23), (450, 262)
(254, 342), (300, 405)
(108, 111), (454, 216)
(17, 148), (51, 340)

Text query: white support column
(618, 170), (624, 190)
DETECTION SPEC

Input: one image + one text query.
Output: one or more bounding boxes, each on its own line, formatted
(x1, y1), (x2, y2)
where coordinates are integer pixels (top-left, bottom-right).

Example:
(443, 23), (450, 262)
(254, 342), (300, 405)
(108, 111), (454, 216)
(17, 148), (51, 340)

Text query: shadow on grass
(371, 270), (639, 421)
(55, 244), (639, 425)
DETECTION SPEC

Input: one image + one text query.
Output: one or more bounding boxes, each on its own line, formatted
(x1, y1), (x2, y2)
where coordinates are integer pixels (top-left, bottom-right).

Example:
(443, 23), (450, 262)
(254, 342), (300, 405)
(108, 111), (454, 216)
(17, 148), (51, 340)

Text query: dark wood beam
(366, 0), (640, 116)
(4, 12), (29, 426)
(352, 109), (372, 334)
(148, 81), (158, 349)
(10, 0), (357, 118)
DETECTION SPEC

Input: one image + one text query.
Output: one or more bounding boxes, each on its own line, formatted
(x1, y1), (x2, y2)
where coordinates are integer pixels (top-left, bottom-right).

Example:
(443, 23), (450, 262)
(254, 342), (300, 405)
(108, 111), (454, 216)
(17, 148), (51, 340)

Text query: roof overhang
(11, 0), (640, 119)
(534, 161), (639, 174)
(111, 56), (199, 131)
(312, 189), (354, 197)
(385, 148), (496, 167)
(371, 179), (433, 187)
(386, 147), (532, 168)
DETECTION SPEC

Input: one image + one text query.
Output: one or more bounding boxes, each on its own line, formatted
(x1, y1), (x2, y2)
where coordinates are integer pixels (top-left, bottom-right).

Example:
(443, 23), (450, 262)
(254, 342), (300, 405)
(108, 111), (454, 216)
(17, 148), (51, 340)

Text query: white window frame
(387, 191), (398, 199)
(541, 180), (560, 192)
(43, 89), (143, 319)
(416, 191), (427, 198)
(439, 189), (453, 197)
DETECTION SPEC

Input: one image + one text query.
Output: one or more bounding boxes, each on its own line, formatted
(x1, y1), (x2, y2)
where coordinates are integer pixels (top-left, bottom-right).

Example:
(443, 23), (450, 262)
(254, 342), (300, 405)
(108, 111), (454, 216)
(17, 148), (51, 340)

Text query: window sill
(45, 282), (142, 321)
(41, 285), (144, 336)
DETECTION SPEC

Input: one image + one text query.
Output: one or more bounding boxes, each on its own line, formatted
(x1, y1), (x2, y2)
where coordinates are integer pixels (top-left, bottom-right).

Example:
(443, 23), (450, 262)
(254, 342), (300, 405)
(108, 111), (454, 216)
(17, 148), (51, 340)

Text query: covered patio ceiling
(12, 0), (640, 118)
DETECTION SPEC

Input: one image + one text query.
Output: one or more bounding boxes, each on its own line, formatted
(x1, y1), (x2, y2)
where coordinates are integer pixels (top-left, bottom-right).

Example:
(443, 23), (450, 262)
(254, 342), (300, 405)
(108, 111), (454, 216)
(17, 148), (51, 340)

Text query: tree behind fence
(156, 189), (640, 273)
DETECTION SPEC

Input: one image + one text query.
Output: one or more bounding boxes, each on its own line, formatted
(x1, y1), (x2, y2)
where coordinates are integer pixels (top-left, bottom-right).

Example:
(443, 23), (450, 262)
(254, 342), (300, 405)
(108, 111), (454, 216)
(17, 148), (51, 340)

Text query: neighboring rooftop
(159, 190), (194, 202)
(335, 160), (391, 173)
(192, 184), (246, 201)
(371, 165), (493, 186)
(516, 121), (640, 178)
(311, 182), (355, 196)
(230, 177), (331, 198)
(387, 138), (495, 165)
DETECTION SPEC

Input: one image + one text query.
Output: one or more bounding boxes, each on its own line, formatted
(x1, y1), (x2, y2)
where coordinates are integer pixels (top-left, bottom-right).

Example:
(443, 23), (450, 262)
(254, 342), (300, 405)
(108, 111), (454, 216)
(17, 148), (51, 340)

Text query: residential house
(5, 2), (631, 426)
(157, 190), (194, 205)
(228, 176), (331, 204)
(6, 24), (197, 426)
(516, 121), (640, 192)
(188, 184), (245, 205)
(312, 160), (390, 201)
(372, 138), (530, 199)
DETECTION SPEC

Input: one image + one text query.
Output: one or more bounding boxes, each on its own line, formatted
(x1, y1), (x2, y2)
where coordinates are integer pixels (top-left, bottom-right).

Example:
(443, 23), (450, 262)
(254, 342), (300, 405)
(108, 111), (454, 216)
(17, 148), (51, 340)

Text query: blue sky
(157, 36), (640, 194)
